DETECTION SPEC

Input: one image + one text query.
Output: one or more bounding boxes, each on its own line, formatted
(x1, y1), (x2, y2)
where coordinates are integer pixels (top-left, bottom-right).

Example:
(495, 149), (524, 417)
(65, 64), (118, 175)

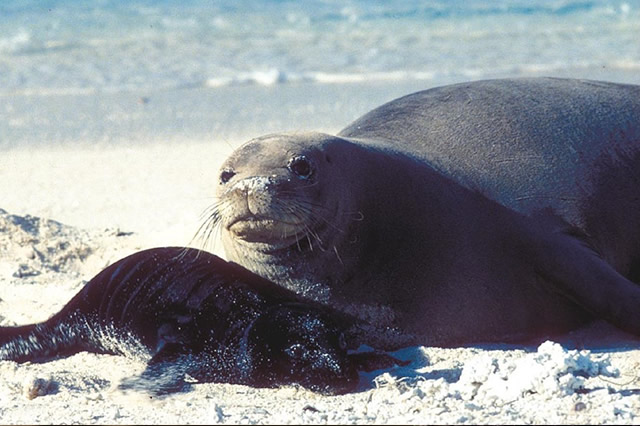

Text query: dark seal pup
(209, 77), (640, 348)
(0, 247), (401, 395)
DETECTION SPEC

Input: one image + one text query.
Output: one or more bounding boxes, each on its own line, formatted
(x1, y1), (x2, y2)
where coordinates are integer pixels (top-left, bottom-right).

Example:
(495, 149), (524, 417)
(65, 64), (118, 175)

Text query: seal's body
(214, 78), (640, 347)
(0, 247), (398, 394)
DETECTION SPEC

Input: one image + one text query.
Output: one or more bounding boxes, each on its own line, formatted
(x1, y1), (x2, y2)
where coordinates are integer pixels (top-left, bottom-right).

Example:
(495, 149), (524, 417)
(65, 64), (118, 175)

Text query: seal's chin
(228, 216), (308, 244)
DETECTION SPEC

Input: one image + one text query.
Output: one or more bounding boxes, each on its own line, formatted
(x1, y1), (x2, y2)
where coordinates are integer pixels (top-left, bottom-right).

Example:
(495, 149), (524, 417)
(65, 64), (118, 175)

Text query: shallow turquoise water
(1, 0), (638, 94)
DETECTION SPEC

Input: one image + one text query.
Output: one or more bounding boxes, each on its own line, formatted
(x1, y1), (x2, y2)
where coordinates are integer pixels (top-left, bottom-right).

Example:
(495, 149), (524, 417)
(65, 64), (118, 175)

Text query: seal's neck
(221, 220), (358, 303)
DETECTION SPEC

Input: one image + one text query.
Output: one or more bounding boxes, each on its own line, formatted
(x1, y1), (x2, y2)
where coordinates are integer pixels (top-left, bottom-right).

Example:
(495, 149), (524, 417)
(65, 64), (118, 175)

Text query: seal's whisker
(306, 233), (314, 252)
(191, 201), (227, 251)
(201, 222), (219, 251)
(306, 210), (349, 235)
(281, 202), (338, 244)
(176, 246), (204, 261)
(198, 205), (219, 221)
(198, 199), (224, 218)
(193, 220), (222, 250)
(345, 211), (365, 221)
(294, 229), (305, 252)
(282, 202), (312, 221)
(303, 224), (328, 252)
(279, 197), (328, 212)
(281, 198), (328, 221)
(190, 221), (210, 248)
(333, 246), (344, 266)
(193, 211), (218, 241)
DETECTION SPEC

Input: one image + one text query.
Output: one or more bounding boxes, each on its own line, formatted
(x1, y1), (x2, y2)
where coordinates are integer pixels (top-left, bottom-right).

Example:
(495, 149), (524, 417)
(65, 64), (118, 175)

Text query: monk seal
(0, 247), (401, 395)
(208, 77), (640, 347)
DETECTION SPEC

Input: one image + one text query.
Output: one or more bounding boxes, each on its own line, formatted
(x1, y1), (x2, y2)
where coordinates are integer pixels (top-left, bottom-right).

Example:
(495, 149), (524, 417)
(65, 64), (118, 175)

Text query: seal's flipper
(118, 343), (194, 394)
(535, 232), (640, 335)
(117, 342), (231, 395)
(0, 320), (88, 363)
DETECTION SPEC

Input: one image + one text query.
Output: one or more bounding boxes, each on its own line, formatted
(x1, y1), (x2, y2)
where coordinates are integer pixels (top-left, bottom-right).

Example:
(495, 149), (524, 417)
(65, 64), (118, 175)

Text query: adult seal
(0, 247), (400, 394)
(210, 77), (640, 347)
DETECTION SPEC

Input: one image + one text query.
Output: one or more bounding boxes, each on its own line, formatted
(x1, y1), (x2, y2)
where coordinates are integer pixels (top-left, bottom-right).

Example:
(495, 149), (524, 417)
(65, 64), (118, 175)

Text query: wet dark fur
(0, 247), (401, 395)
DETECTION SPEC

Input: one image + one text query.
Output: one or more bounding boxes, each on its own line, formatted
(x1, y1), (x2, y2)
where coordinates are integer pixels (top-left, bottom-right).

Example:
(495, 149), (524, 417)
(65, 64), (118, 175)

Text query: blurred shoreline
(3, 68), (640, 150)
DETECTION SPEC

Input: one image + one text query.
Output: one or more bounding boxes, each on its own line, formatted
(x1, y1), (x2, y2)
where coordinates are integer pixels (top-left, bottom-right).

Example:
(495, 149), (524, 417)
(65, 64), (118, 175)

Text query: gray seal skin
(0, 247), (401, 395)
(212, 77), (640, 348)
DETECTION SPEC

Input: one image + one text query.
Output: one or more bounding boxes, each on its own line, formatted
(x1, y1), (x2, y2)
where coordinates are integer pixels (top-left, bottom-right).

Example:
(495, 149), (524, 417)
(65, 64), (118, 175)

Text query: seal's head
(246, 304), (358, 395)
(215, 133), (356, 245)
(204, 132), (366, 299)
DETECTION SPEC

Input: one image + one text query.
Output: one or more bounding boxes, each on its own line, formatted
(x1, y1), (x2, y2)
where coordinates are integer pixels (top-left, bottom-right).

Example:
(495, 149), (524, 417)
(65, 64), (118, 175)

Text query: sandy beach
(2, 81), (640, 424)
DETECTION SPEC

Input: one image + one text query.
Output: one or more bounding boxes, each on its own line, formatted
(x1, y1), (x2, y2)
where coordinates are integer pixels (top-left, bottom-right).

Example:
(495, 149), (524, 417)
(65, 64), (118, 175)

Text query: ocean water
(1, 0), (639, 95)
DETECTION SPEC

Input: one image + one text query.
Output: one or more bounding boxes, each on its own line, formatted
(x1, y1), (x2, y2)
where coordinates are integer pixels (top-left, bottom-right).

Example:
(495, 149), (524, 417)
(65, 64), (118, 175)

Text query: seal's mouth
(228, 215), (308, 243)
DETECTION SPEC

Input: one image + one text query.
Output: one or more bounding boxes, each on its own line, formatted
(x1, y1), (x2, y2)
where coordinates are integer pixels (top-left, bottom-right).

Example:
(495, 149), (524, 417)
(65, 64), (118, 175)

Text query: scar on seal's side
(0, 247), (402, 395)
(209, 77), (640, 347)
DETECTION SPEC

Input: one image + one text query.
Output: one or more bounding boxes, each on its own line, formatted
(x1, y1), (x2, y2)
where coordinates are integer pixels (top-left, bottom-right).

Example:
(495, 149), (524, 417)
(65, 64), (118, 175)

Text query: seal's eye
(288, 156), (313, 179)
(220, 169), (236, 184)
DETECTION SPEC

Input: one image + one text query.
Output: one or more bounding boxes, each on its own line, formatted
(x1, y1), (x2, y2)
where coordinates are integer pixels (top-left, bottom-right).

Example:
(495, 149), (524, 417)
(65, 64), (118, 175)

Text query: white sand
(1, 86), (640, 424)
